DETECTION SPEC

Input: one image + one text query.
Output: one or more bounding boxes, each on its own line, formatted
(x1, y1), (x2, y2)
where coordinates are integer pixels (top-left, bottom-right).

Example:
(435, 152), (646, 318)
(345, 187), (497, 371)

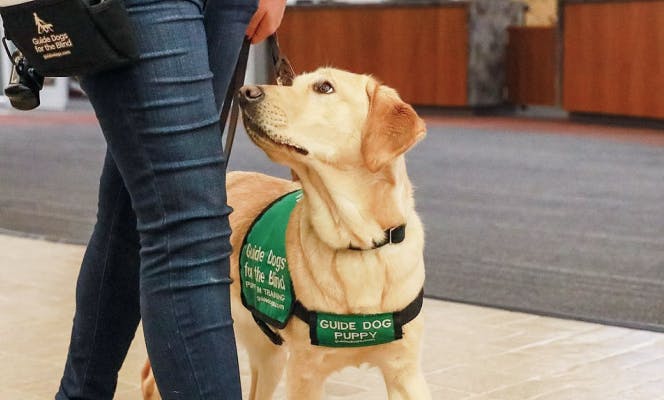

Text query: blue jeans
(56, 0), (257, 398)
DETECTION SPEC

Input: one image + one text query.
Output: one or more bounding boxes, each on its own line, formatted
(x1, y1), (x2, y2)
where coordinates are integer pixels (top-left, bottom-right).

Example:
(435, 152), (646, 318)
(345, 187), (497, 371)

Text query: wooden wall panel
(277, 6), (469, 106)
(563, 1), (664, 119)
(506, 26), (557, 106)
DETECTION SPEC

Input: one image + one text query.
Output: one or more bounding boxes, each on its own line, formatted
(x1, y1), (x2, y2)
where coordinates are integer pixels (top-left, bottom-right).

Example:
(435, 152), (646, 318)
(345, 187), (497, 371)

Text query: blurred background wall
(521, 0), (557, 25)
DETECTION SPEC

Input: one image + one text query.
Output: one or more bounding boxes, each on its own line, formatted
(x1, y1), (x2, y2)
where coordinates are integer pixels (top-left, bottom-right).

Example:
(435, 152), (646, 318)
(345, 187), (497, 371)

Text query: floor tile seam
(463, 377), (543, 399)
(621, 353), (664, 370)
(481, 315), (543, 328)
(446, 345), (662, 397)
(427, 363), (537, 396)
(513, 324), (637, 347)
(0, 348), (67, 369)
(612, 377), (664, 397)
(422, 381), (452, 392)
(435, 360), (554, 383)
(0, 389), (42, 400)
(423, 363), (466, 376)
(0, 277), (78, 292)
(485, 327), (594, 355)
(469, 352), (564, 377)
(544, 338), (660, 359)
(1, 373), (57, 389)
(545, 341), (662, 378)
(486, 327), (597, 349)
(431, 386), (475, 398)
(0, 320), (50, 335)
(462, 390), (507, 400)
(520, 380), (596, 400)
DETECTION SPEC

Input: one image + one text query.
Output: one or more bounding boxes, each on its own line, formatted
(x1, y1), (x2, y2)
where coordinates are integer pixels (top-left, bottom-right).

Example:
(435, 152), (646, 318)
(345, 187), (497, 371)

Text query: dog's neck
(295, 157), (414, 250)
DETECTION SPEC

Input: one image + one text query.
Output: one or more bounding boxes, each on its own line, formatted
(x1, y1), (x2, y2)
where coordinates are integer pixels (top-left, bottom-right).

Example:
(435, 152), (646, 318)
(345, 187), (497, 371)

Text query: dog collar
(347, 224), (406, 251)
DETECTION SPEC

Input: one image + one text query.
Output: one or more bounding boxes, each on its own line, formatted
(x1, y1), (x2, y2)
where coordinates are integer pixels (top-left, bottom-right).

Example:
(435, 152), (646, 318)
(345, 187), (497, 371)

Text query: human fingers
(247, 0), (286, 44)
(246, 8), (266, 39)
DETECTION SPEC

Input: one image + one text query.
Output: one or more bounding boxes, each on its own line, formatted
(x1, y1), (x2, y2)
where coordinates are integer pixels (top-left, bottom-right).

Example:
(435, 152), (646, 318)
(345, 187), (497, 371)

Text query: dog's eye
(314, 81), (334, 94)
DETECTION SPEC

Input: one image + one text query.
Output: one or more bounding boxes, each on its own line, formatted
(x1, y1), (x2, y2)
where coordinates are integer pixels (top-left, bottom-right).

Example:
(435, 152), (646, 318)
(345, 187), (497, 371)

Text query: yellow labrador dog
(141, 68), (430, 400)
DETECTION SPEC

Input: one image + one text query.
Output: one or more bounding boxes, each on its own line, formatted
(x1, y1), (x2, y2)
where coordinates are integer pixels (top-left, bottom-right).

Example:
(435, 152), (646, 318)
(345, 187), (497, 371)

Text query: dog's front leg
(382, 363), (431, 400)
(377, 320), (432, 400)
(284, 349), (329, 400)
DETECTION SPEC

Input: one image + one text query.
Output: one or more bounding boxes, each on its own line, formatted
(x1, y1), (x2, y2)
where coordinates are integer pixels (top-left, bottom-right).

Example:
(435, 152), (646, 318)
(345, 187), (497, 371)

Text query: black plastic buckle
(387, 225), (406, 245)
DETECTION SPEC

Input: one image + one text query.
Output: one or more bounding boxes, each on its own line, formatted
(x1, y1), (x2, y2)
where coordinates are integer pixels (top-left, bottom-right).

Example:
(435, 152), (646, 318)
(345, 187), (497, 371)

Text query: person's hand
(246, 0), (287, 44)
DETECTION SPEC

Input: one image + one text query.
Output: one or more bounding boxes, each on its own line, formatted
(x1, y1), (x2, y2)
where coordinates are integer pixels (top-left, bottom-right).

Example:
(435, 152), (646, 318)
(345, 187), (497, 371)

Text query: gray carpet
(407, 125), (664, 332)
(1, 112), (663, 331)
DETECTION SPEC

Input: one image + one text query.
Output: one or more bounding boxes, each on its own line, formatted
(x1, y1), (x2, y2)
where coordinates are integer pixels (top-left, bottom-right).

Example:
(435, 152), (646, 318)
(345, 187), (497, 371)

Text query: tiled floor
(1, 234), (663, 399)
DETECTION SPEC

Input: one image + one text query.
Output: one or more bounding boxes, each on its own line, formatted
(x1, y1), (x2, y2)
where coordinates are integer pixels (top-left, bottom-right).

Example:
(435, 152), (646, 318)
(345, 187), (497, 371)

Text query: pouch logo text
(31, 13), (73, 60)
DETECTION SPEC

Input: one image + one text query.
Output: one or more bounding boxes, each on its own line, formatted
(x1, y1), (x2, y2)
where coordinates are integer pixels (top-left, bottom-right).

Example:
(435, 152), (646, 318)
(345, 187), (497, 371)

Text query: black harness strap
(293, 299), (320, 345)
(393, 289), (425, 339)
(252, 313), (285, 346)
(253, 264), (425, 347)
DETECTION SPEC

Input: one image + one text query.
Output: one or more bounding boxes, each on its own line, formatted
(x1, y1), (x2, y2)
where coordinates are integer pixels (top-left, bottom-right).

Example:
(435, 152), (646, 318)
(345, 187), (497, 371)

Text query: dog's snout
(239, 85), (264, 105)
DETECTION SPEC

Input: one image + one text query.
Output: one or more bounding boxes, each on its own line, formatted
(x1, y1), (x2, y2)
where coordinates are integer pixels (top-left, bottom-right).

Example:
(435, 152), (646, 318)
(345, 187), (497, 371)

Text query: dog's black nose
(238, 85), (264, 105)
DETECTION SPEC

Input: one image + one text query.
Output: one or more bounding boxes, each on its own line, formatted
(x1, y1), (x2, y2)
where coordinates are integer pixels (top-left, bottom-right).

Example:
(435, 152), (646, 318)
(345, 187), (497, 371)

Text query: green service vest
(239, 189), (423, 348)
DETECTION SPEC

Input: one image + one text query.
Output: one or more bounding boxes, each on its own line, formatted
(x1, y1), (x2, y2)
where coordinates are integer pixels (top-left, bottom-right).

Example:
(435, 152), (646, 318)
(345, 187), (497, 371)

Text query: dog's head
(238, 68), (425, 174)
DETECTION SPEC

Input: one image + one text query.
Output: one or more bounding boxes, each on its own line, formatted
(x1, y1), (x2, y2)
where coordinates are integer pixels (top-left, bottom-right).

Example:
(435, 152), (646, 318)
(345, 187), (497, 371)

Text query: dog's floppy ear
(361, 80), (426, 172)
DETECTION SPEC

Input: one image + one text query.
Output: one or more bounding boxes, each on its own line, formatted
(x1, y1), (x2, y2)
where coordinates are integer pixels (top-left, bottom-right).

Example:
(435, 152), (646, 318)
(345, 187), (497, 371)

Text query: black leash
(220, 33), (295, 162)
(220, 37), (251, 162)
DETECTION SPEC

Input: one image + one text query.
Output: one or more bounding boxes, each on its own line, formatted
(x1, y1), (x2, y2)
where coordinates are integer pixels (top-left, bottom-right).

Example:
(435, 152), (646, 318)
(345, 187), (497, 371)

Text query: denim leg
(57, 151), (141, 400)
(57, 0), (255, 398)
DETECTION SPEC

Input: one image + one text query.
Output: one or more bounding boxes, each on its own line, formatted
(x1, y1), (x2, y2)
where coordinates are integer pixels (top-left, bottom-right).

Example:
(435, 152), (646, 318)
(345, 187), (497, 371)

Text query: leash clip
(268, 33), (295, 86)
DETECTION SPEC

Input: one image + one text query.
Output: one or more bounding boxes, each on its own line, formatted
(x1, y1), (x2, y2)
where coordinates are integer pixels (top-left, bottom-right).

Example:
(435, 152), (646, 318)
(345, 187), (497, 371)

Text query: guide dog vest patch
(240, 190), (301, 328)
(239, 189), (424, 347)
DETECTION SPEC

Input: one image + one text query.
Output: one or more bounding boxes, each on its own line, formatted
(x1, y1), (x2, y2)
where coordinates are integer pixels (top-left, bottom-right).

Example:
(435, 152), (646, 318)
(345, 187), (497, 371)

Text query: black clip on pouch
(0, 0), (138, 77)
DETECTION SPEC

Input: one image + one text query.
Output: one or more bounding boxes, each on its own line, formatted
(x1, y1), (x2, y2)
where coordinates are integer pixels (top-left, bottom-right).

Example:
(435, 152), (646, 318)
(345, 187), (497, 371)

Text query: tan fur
(141, 68), (430, 400)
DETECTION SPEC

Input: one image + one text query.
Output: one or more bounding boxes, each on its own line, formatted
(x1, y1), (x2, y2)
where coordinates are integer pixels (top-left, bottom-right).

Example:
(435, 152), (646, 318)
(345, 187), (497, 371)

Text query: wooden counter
(562, 0), (664, 119)
(277, 3), (470, 106)
(506, 26), (557, 106)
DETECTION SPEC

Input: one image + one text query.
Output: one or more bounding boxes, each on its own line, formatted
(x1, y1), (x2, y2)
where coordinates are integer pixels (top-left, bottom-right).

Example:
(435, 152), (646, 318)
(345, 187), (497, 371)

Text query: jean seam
(130, 122), (208, 399)
(131, 3), (211, 395)
(130, 112), (210, 400)
(79, 182), (126, 395)
(161, 4), (212, 396)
